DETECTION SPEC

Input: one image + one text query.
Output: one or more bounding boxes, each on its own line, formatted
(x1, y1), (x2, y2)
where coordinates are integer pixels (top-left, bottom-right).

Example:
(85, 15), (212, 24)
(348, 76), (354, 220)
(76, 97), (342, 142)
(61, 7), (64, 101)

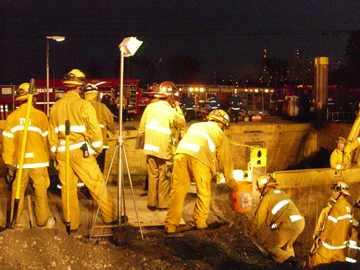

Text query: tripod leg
(89, 144), (118, 241)
(121, 145), (144, 240)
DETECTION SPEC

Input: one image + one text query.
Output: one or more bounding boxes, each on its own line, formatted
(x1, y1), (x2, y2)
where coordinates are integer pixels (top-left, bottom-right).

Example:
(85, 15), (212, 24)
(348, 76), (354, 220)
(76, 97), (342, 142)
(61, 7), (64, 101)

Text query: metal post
(46, 38), (50, 116)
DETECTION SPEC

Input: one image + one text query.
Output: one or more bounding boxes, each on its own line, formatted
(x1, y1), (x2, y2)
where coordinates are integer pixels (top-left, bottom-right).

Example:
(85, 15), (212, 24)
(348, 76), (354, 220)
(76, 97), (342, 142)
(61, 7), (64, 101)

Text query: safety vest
(175, 121), (234, 181)
(138, 100), (185, 160)
(320, 198), (353, 251)
(251, 189), (303, 232)
(88, 99), (115, 149)
(49, 91), (103, 156)
(2, 103), (50, 168)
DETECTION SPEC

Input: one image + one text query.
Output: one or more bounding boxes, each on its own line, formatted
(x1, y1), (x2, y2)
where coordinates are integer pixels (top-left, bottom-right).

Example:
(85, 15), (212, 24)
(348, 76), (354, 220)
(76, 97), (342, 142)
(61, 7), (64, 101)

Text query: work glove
(228, 177), (239, 192)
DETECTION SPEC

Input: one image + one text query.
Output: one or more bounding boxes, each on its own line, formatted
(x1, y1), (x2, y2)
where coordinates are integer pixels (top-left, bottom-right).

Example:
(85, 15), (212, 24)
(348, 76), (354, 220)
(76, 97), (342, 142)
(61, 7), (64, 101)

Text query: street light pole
(46, 36), (65, 116)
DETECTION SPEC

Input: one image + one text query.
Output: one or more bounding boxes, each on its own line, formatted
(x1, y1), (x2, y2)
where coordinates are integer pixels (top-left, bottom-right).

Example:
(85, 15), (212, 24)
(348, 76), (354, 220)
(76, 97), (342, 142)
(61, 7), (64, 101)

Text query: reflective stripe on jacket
(175, 121), (234, 185)
(49, 91), (103, 155)
(209, 97), (220, 109)
(89, 99), (115, 149)
(2, 103), (50, 168)
(251, 189), (303, 232)
(138, 100), (185, 160)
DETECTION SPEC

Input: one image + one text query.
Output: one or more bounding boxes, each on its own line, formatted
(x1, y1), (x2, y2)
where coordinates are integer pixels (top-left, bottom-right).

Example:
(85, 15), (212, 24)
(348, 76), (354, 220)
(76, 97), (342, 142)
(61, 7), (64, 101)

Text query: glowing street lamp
(46, 36), (65, 116)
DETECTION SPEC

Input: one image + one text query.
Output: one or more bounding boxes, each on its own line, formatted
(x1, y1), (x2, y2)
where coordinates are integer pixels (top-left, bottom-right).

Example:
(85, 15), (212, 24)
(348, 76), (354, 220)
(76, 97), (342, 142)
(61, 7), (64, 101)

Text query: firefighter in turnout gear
(2, 82), (53, 227)
(182, 92), (195, 121)
(230, 90), (242, 123)
(347, 218), (360, 263)
(49, 69), (117, 230)
(309, 182), (353, 268)
(330, 136), (360, 170)
(138, 81), (185, 211)
(164, 109), (239, 236)
(208, 92), (220, 110)
(249, 175), (306, 269)
(310, 197), (336, 256)
(84, 83), (115, 173)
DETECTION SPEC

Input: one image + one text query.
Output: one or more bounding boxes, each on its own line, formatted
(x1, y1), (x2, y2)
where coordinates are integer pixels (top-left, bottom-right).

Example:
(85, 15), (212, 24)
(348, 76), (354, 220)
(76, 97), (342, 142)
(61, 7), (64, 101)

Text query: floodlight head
(47, 36), (65, 42)
(119, 37), (143, 57)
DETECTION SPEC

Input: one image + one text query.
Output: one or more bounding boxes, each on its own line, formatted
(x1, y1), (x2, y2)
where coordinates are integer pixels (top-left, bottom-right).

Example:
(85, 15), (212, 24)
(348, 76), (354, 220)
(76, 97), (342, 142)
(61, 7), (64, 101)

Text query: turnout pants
(147, 155), (171, 209)
(11, 167), (51, 226)
(165, 154), (212, 232)
(309, 243), (346, 268)
(56, 148), (117, 230)
(263, 218), (305, 263)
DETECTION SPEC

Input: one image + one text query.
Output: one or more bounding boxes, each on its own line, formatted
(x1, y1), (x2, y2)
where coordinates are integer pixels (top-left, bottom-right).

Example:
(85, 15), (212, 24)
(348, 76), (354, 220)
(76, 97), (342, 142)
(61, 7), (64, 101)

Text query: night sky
(2, 1), (360, 86)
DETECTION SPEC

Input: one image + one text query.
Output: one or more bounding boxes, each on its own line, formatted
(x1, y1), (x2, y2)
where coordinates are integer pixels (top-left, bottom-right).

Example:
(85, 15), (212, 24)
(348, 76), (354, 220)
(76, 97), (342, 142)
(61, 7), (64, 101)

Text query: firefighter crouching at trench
(309, 182), (353, 267)
(83, 83), (115, 173)
(164, 109), (239, 236)
(138, 81), (185, 211)
(330, 136), (360, 170)
(2, 83), (54, 227)
(248, 175), (306, 269)
(48, 69), (117, 231)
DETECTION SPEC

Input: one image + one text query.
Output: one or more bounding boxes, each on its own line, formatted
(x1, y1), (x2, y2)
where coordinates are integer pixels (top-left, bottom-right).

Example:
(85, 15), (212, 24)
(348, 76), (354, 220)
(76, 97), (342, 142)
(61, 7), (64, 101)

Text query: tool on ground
(27, 195), (34, 228)
(65, 120), (71, 235)
(10, 78), (35, 229)
(210, 209), (270, 257)
(5, 165), (17, 228)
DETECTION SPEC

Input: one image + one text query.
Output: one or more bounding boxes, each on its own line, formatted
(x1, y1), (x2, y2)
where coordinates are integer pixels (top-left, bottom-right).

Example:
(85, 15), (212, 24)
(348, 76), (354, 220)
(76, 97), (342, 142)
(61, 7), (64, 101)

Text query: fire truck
(175, 84), (278, 117)
(0, 78), (144, 120)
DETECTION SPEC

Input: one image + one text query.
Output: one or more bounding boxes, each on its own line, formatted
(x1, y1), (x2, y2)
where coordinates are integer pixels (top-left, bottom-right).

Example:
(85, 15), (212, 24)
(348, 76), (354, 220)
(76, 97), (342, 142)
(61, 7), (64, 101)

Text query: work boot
(147, 204), (157, 211)
(283, 256), (306, 269)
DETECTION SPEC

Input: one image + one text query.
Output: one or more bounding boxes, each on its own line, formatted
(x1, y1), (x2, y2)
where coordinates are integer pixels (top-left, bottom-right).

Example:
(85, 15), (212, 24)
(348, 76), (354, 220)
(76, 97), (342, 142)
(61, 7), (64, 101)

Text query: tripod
(89, 134), (144, 240)
(89, 37), (144, 241)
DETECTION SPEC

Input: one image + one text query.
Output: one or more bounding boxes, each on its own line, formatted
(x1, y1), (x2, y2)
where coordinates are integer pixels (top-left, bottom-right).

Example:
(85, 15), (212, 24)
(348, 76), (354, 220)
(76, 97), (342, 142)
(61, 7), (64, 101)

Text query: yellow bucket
(231, 181), (253, 212)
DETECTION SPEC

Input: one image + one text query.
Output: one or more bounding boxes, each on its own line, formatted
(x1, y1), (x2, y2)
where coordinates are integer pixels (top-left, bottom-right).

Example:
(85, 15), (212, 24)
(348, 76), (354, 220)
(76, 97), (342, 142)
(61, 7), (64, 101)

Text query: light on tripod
(119, 37), (143, 57)
(89, 37), (144, 241)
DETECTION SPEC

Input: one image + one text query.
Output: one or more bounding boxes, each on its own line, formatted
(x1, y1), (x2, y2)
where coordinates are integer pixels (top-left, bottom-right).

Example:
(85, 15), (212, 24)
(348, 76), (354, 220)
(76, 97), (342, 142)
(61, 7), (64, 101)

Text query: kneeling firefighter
(249, 175), (306, 269)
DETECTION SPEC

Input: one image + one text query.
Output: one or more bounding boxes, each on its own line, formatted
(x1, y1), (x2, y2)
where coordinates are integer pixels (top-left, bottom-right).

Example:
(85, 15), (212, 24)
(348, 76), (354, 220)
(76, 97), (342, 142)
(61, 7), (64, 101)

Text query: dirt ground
(0, 185), (359, 269)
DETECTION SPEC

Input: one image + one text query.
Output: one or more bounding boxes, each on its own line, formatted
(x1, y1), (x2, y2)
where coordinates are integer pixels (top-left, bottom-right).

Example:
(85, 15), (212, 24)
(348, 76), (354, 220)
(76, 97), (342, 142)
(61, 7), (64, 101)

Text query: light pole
(46, 36), (65, 116)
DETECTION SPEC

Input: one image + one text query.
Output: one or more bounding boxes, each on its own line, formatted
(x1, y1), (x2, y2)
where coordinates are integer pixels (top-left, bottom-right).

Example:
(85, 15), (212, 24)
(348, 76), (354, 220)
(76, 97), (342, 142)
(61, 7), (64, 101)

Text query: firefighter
(230, 90), (242, 123)
(84, 83), (115, 173)
(309, 182), (353, 268)
(138, 81), (185, 212)
(2, 83), (54, 227)
(182, 92), (195, 121)
(310, 197), (336, 255)
(208, 91), (220, 110)
(164, 109), (239, 236)
(347, 218), (360, 263)
(249, 175), (306, 269)
(330, 136), (360, 170)
(49, 69), (117, 230)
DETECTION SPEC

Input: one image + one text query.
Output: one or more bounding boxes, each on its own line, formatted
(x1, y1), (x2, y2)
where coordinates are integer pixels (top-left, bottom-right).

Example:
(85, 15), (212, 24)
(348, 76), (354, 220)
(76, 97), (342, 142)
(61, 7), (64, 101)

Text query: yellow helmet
(257, 175), (278, 189)
(62, 69), (86, 87)
(15, 83), (38, 101)
(336, 137), (346, 144)
(206, 109), (230, 128)
(155, 81), (175, 98)
(331, 182), (350, 196)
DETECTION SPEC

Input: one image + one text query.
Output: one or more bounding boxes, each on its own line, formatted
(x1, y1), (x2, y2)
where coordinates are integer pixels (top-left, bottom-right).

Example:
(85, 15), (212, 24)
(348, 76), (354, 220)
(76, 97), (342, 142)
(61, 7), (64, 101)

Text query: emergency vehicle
(0, 78), (143, 120)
